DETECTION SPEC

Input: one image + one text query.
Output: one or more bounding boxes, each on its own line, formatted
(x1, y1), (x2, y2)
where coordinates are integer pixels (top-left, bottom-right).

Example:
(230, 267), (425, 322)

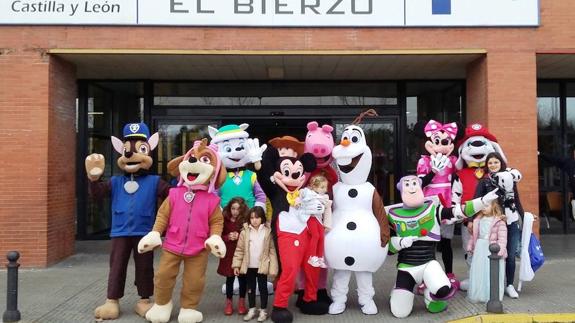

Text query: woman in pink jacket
(466, 200), (508, 303)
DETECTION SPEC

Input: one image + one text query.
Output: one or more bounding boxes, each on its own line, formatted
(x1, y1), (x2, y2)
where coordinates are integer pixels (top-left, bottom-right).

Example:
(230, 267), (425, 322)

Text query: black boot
(299, 300), (329, 315)
(316, 289), (332, 304)
(271, 307), (293, 323)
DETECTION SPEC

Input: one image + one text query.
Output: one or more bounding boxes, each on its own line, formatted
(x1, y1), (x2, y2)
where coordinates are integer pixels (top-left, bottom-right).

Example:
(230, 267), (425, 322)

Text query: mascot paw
(134, 299), (153, 318)
(145, 301), (173, 323)
(271, 307), (293, 323)
(178, 308), (203, 323)
(317, 289), (333, 305)
(85, 154), (105, 181)
(205, 235), (226, 258)
(94, 299), (120, 320)
(299, 300), (329, 315)
(360, 299), (378, 315)
(328, 302), (346, 315)
(138, 231), (162, 253)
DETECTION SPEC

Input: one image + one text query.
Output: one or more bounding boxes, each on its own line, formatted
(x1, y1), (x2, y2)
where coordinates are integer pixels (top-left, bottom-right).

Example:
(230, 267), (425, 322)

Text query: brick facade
(0, 0), (573, 266)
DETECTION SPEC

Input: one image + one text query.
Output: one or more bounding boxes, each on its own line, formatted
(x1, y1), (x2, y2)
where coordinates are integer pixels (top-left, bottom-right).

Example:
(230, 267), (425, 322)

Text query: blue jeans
(505, 221), (520, 286)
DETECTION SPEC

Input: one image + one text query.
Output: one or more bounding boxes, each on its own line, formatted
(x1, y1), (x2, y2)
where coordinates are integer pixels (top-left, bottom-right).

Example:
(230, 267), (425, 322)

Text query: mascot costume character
(137, 138), (227, 323)
(86, 122), (169, 321)
(295, 121), (338, 304)
(254, 136), (330, 322)
(451, 123), (507, 289)
(415, 120), (464, 290)
(385, 175), (498, 318)
(208, 123), (267, 210)
(324, 124), (390, 315)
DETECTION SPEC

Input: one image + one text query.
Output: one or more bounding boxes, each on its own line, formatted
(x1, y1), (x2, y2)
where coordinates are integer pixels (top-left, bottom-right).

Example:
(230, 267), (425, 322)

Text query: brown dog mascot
(85, 122), (169, 320)
(138, 138), (227, 323)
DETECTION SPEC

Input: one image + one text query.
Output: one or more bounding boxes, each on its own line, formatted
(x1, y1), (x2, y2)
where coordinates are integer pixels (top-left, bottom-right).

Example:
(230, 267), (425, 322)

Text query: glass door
(154, 119), (217, 183)
(334, 117), (399, 205)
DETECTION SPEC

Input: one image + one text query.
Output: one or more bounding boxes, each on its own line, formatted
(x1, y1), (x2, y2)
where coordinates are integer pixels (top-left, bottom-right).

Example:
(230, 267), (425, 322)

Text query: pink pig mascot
(295, 121), (337, 305)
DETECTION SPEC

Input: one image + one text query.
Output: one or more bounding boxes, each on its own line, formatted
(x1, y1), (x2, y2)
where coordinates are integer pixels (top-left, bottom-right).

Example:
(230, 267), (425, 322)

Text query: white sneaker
(257, 308), (268, 322)
(505, 285), (519, 299)
(459, 279), (469, 291)
(244, 307), (257, 321)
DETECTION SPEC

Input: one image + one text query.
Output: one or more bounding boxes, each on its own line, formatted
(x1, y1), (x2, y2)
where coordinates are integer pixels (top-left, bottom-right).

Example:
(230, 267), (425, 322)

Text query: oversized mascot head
(304, 121), (334, 168)
(208, 124), (250, 169)
(269, 136), (315, 194)
(332, 125), (372, 185)
(177, 138), (227, 193)
(415, 120), (464, 157)
(396, 175), (425, 209)
(111, 122), (159, 174)
(455, 123), (507, 170)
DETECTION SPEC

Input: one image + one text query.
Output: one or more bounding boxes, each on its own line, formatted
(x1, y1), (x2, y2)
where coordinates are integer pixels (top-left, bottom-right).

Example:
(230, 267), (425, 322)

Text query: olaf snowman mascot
(324, 125), (390, 315)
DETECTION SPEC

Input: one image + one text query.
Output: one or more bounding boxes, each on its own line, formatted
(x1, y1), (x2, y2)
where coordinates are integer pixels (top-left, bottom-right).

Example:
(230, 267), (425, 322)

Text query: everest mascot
(208, 123), (267, 210)
(324, 125), (390, 315)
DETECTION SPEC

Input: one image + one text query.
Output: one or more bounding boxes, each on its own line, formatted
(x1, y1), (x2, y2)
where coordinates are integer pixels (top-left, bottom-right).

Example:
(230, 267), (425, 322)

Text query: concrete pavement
(1, 234), (574, 323)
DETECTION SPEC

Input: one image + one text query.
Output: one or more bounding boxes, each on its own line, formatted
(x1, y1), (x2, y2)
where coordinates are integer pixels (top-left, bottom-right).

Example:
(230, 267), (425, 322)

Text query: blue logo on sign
(432, 0), (451, 15)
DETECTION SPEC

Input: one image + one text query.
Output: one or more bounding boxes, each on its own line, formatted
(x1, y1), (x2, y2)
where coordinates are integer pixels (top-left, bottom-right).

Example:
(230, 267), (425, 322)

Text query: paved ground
(1, 235), (574, 323)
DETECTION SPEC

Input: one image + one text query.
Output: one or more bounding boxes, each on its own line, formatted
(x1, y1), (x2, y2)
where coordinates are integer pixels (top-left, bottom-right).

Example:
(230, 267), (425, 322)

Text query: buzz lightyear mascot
(324, 125), (390, 315)
(386, 175), (498, 318)
(208, 123), (267, 210)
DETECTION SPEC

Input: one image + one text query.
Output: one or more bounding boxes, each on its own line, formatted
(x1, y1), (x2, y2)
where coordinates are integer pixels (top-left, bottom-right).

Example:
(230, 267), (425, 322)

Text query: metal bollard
(3, 251), (21, 323)
(486, 243), (503, 313)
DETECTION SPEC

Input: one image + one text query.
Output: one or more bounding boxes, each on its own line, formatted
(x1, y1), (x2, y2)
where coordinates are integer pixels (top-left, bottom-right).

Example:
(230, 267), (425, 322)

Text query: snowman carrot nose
(341, 139), (350, 147)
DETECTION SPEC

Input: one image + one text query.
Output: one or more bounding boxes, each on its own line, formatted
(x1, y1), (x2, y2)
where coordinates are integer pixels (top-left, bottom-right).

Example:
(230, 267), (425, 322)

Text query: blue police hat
(123, 123), (150, 140)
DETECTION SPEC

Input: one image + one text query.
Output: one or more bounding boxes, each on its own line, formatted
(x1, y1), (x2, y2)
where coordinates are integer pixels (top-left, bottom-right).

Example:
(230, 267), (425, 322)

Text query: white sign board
(0, 0), (540, 27)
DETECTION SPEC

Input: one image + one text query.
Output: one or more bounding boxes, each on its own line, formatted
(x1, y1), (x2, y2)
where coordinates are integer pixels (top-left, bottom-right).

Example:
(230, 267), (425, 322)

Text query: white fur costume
(324, 125), (388, 315)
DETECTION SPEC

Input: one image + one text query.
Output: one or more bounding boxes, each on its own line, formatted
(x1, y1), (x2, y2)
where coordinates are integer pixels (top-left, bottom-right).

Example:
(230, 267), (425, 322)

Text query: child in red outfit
(297, 175), (332, 268)
(218, 197), (249, 315)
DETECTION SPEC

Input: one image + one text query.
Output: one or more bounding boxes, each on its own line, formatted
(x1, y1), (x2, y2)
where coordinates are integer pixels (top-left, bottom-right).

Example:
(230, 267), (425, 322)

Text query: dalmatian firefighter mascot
(451, 123), (507, 288)
(386, 176), (498, 318)
(324, 125), (390, 315)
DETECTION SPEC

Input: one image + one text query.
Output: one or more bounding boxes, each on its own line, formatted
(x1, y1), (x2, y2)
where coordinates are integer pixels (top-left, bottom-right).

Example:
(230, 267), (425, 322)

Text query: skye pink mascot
(416, 120), (463, 288)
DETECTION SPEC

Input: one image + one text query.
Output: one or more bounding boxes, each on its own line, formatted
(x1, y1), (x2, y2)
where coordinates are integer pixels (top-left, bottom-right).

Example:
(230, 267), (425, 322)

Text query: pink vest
(163, 186), (221, 257)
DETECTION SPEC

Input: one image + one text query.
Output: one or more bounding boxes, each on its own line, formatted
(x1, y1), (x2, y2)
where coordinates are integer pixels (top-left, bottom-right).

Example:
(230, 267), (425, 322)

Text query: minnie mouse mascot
(416, 120), (463, 288)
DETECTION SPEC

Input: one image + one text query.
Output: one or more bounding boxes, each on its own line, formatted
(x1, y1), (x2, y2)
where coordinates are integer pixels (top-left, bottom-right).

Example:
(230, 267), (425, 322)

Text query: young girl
(474, 152), (523, 298)
(466, 199), (508, 303)
(233, 206), (278, 322)
(218, 197), (249, 315)
(297, 174), (332, 268)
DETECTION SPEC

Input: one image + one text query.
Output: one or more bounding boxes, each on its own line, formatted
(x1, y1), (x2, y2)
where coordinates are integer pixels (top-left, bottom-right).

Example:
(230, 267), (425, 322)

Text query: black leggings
(225, 275), (247, 299)
(438, 237), (453, 274)
(246, 268), (268, 308)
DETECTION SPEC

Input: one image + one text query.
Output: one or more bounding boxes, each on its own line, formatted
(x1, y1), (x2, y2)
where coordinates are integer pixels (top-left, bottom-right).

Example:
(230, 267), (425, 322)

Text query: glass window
(154, 82), (398, 106)
(84, 82), (144, 237)
(537, 81), (574, 233)
(405, 81), (464, 173)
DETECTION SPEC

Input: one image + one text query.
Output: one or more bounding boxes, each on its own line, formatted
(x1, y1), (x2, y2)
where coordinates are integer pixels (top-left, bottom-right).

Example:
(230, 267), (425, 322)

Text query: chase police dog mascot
(138, 138), (227, 323)
(85, 122), (169, 320)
